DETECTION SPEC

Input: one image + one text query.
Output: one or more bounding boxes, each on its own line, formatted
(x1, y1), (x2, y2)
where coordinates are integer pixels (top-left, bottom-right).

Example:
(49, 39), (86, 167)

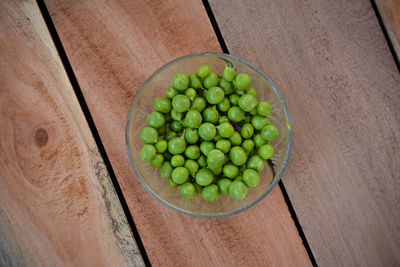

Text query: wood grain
(45, 0), (311, 266)
(375, 0), (400, 59)
(208, 0), (400, 265)
(0, 1), (143, 266)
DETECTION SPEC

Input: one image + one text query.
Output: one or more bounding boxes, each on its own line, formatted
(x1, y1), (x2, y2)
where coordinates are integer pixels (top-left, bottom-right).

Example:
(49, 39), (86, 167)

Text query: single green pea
(207, 149), (225, 171)
(160, 161), (173, 179)
(238, 94), (258, 112)
(223, 164), (239, 179)
(203, 72), (219, 89)
(216, 139), (231, 153)
(233, 73), (252, 90)
(217, 97), (231, 112)
(168, 136), (186, 154)
(259, 144), (274, 159)
(171, 167), (189, 184)
(205, 86), (225, 104)
(257, 101), (271, 116)
(234, 175), (243, 182)
(140, 145), (156, 162)
(195, 168), (214, 186)
(180, 182), (196, 199)
(197, 65), (211, 78)
(189, 73), (202, 89)
(203, 106), (219, 123)
(249, 107), (258, 116)
(200, 141), (215, 156)
(241, 123), (254, 139)
(157, 125), (166, 136)
(213, 132), (222, 142)
(172, 72), (189, 91)
(210, 166), (223, 175)
(185, 145), (200, 160)
(218, 115), (229, 124)
(239, 165), (246, 173)
(243, 169), (260, 187)
(247, 155), (265, 172)
(219, 78), (234, 95)
(154, 97), (172, 113)
(150, 154), (164, 167)
(261, 124), (279, 141)
(228, 106), (245, 122)
(184, 110), (202, 128)
(165, 131), (177, 142)
(171, 108), (183, 121)
(229, 146), (248, 166)
(194, 182), (203, 194)
(236, 89), (246, 96)
(171, 155), (185, 167)
(147, 111), (165, 129)
(172, 94), (190, 112)
(253, 133), (266, 148)
(229, 131), (242, 146)
(140, 127), (158, 144)
(197, 155), (207, 167)
(247, 88), (258, 98)
(224, 155), (230, 164)
(184, 128), (199, 144)
(185, 88), (196, 102)
(198, 123), (216, 141)
(229, 180), (248, 199)
(170, 120), (183, 132)
(217, 122), (235, 138)
(169, 178), (178, 188)
(166, 86), (179, 99)
(155, 139), (168, 153)
(229, 94), (240, 105)
(251, 115), (271, 130)
(185, 159), (199, 177)
(217, 178), (232, 195)
(191, 97), (207, 112)
(202, 184), (219, 202)
(242, 139), (255, 154)
(223, 66), (236, 82)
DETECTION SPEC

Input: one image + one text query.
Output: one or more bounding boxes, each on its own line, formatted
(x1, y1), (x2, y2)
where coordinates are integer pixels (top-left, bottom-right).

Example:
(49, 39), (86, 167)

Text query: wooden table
(1, 0), (399, 266)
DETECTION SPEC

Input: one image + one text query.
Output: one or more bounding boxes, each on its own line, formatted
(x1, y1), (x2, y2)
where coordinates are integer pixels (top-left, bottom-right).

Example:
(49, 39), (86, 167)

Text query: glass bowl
(126, 52), (293, 217)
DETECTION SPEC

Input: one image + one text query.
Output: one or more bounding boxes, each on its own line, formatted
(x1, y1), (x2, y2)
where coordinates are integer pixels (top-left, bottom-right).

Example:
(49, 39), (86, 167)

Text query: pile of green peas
(139, 64), (279, 201)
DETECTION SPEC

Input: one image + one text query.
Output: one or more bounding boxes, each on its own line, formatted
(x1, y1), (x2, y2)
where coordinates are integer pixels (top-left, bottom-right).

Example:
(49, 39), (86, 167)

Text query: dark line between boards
(36, 1), (151, 266)
(202, 0), (318, 266)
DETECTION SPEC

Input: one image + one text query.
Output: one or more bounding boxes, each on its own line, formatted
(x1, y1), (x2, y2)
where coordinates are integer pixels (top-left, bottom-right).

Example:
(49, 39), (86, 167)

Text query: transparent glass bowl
(126, 52), (293, 217)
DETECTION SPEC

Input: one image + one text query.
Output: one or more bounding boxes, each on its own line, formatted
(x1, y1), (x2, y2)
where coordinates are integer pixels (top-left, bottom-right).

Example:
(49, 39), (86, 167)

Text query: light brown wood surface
(45, 0), (311, 266)
(208, 0), (400, 265)
(0, 1), (143, 266)
(376, 0), (400, 59)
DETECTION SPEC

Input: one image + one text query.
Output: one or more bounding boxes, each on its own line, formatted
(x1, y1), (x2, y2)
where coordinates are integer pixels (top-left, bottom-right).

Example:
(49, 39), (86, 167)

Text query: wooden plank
(375, 0), (400, 59)
(45, 0), (311, 266)
(0, 1), (143, 266)
(208, 0), (400, 265)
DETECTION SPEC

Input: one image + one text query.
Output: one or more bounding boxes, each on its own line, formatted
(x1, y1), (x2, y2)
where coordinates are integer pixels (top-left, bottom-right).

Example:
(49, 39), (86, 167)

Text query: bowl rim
(126, 52), (293, 218)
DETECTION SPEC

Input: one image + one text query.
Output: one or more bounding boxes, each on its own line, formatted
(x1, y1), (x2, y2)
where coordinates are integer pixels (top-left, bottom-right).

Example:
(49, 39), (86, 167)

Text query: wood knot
(34, 128), (48, 147)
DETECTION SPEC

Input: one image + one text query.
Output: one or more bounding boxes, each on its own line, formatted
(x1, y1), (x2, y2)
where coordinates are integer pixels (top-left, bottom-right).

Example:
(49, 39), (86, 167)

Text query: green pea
(169, 178), (178, 188)
(236, 89), (246, 96)
(140, 145), (156, 162)
(242, 139), (255, 154)
(229, 180), (248, 199)
(185, 145), (200, 159)
(259, 144), (274, 159)
(250, 107), (258, 116)
(216, 139), (231, 153)
(203, 72), (219, 89)
(157, 125), (166, 136)
(197, 155), (207, 167)
(213, 132), (222, 142)
(229, 131), (242, 146)
(184, 128), (199, 144)
(254, 134), (266, 149)
(233, 73), (252, 90)
(184, 88), (196, 102)
(203, 106), (219, 123)
(217, 97), (231, 112)
(155, 139), (168, 153)
(247, 88), (258, 98)
(243, 169), (260, 187)
(229, 146), (247, 166)
(257, 101), (271, 116)
(171, 108), (183, 121)
(217, 178), (232, 195)
(228, 106), (245, 122)
(166, 86), (179, 99)
(180, 182), (196, 199)
(247, 155), (265, 172)
(210, 166), (223, 175)
(197, 65), (211, 78)
(200, 141), (215, 156)
(251, 115), (271, 130)
(218, 115), (229, 124)
(171, 155), (185, 167)
(238, 94), (257, 112)
(195, 168), (214, 186)
(241, 123), (254, 139)
(154, 97), (172, 113)
(172, 94), (190, 112)
(191, 96), (207, 112)
(147, 111), (165, 129)
(202, 184), (219, 202)
(194, 182), (203, 193)
(168, 136), (186, 154)
(217, 122), (234, 138)
(223, 164), (239, 179)
(185, 159), (199, 177)
(171, 167), (189, 184)
(224, 155), (230, 164)
(229, 94), (239, 105)
(219, 78), (234, 95)
(170, 120), (183, 132)
(207, 149), (225, 170)
(150, 154), (164, 167)
(140, 127), (158, 144)
(262, 124), (279, 141)
(205, 86), (225, 104)
(160, 161), (173, 179)
(239, 165), (246, 173)
(223, 66), (236, 82)
(165, 131), (177, 142)
(189, 73), (202, 89)
(172, 72), (189, 91)
(234, 175), (243, 182)
(184, 110), (202, 128)
(198, 123), (216, 141)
